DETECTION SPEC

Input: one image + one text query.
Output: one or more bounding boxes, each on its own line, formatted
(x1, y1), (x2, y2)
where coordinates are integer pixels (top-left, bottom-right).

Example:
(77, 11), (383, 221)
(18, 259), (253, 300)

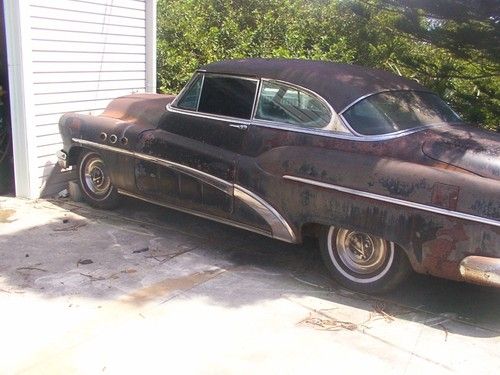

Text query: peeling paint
(379, 177), (428, 198)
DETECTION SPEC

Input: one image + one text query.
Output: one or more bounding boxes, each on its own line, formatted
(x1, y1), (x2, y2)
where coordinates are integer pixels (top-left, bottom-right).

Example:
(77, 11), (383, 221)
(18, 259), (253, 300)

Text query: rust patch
(431, 183), (459, 210)
(470, 199), (500, 220)
(300, 190), (313, 206)
(378, 177), (427, 198)
(422, 224), (470, 280)
(299, 163), (320, 178)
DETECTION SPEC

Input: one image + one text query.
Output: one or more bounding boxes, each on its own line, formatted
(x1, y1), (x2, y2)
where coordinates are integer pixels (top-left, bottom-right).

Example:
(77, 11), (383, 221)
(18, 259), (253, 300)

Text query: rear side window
(255, 81), (331, 128)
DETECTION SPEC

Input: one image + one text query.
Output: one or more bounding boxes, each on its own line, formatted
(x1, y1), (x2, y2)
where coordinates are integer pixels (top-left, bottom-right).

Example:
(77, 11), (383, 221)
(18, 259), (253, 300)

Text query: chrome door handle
(229, 123), (248, 130)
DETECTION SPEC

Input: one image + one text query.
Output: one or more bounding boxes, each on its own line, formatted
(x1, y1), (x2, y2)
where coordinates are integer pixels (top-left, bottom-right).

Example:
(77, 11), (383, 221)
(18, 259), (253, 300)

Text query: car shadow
(1, 195), (499, 339)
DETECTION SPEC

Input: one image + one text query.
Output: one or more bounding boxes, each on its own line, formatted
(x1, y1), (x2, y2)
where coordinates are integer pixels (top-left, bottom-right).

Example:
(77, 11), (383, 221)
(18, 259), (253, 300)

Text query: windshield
(342, 91), (462, 136)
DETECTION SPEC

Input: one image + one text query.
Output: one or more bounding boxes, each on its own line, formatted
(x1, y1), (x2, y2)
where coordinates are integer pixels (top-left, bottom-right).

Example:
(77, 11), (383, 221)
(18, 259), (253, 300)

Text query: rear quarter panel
(239, 124), (500, 281)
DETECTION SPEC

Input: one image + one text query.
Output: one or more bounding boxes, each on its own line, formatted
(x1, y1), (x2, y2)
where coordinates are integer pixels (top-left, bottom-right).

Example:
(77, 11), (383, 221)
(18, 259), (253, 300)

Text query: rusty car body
(57, 58), (500, 293)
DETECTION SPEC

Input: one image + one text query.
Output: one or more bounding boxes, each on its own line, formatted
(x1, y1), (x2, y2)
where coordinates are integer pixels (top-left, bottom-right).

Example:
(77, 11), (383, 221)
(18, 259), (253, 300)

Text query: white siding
(19, 0), (154, 197)
(4, 0), (155, 198)
(31, 0), (151, 196)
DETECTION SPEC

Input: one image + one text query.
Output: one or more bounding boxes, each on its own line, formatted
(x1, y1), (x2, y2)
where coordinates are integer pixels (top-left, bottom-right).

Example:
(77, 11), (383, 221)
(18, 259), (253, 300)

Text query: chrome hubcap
(335, 229), (388, 275)
(84, 157), (111, 196)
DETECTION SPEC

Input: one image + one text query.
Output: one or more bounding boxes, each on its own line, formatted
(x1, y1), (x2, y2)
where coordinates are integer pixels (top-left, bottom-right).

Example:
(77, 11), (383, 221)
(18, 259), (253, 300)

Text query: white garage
(1, 0), (156, 198)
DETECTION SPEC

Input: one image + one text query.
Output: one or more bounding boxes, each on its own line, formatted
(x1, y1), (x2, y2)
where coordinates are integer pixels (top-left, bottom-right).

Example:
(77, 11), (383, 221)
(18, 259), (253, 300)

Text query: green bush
(157, 0), (499, 131)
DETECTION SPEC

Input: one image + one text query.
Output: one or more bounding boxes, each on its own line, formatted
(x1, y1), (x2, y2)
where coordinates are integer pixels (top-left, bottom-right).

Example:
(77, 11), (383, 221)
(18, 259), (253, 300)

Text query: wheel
(78, 150), (120, 209)
(319, 226), (410, 294)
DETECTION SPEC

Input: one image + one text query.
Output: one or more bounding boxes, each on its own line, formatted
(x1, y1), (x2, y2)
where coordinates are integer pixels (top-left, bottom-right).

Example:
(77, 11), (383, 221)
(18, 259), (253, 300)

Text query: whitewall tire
(320, 226), (411, 293)
(78, 151), (120, 209)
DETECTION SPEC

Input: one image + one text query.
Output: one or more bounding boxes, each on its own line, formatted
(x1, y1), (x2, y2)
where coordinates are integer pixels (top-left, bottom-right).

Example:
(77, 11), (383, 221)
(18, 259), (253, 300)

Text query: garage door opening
(0, 0), (13, 195)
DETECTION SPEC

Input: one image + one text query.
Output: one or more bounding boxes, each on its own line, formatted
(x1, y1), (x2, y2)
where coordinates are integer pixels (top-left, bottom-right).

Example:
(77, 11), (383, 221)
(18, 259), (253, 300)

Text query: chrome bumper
(56, 150), (69, 169)
(460, 256), (500, 287)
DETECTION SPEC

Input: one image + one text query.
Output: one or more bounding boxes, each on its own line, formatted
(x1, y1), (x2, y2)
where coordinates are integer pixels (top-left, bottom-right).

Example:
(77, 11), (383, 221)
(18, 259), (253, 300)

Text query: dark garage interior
(0, 0), (13, 195)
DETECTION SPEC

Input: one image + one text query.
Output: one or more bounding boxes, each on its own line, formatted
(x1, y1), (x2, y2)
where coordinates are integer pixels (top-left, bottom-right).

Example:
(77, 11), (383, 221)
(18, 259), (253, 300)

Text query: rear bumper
(460, 256), (500, 287)
(56, 150), (69, 169)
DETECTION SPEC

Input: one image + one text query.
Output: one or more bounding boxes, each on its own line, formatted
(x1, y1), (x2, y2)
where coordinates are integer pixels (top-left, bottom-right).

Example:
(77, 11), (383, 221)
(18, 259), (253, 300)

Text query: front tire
(78, 150), (120, 209)
(319, 226), (410, 294)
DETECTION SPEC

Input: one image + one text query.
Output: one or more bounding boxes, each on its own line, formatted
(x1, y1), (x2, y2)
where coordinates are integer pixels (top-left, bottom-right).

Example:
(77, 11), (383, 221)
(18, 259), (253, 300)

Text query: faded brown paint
(101, 94), (175, 128)
(57, 64), (499, 289)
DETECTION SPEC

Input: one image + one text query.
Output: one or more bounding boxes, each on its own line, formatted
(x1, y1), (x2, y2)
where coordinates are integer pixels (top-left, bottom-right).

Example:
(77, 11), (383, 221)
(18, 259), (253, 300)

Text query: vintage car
(57, 58), (500, 293)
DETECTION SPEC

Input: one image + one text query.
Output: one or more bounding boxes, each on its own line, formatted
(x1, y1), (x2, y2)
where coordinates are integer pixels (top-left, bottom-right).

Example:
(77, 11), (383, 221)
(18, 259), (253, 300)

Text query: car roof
(201, 58), (429, 113)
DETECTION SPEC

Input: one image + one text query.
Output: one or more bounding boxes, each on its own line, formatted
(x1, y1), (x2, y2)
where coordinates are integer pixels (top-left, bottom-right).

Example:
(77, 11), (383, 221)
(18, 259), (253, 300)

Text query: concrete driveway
(1, 196), (499, 374)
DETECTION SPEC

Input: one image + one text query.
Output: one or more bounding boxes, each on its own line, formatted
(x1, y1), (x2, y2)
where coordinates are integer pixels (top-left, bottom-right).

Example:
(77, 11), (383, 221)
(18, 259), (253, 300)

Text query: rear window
(343, 91), (462, 135)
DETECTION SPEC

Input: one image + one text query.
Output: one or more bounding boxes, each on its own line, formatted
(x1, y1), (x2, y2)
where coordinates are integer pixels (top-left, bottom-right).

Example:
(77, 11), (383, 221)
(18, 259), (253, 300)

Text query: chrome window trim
(199, 72), (260, 82)
(169, 73), (447, 141)
(166, 104), (252, 125)
(251, 118), (445, 141)
(251, 118), (353, 138)
(169, 99), (445, 141)
(338, 89), (463, 137)
(256, 78), (350, 133)
(337, 114), (451, 139)
(251, 78), (263, 120)
(196, 74), (205, 111)
(338, 89), (435, 115)
(283, 175), (500, 228)
(171, 72), (259, 120)
(170, 73), (203, 109)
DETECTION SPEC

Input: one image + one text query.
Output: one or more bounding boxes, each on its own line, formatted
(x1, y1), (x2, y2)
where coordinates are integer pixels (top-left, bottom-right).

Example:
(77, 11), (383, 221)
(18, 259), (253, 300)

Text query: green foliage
(157, 0), (499, 131)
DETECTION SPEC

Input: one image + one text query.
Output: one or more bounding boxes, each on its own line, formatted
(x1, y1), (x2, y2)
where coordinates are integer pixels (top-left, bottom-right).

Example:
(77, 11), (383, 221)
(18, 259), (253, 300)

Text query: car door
(135, 73), (258, 218)
(234, 79), (346, 239)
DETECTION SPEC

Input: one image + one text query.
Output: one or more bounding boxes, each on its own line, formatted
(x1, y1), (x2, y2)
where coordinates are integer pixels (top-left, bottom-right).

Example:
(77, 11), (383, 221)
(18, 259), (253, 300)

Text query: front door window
(198, 75), (257, 119)
(176, 74), (203, 111)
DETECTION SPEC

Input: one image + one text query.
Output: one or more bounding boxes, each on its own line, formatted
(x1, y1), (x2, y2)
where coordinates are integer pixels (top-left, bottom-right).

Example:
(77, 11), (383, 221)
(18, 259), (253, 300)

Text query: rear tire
(78, 150), (120, 209)
(319, 226), (411, 294)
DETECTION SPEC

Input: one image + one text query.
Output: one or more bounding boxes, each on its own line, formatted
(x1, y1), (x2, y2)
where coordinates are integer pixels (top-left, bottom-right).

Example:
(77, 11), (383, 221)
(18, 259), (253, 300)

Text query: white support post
(3, 0), (37, 198)
(145, 0), (157, 93)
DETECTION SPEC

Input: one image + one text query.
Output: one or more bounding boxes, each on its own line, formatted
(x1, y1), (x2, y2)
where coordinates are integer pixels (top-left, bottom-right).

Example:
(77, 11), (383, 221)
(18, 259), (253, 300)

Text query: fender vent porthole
(109, 134), (117, 144)
(120, 137), (128, 145)
(100, 132), (107, 141)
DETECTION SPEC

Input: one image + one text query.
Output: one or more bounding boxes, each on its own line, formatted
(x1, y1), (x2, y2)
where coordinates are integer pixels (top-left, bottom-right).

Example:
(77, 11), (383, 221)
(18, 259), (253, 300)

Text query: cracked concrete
(0, 196), (499, 375)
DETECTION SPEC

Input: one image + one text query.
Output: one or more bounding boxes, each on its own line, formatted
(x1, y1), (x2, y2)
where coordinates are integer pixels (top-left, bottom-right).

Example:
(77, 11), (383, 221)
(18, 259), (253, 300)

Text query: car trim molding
(338, 89), (435, 115)
(72, 138), (298, 242)
(132, 152), (233, 195)
(283, 175), (500, 227)
(117, 189), (274, 239)
(171, 72), (259, 112)
(234, 184), (297, 242)
(72, 138), (233, 194)
(166, 104), (252, 125)
(167, 102), (439, 142)
(73, 138), (136, 156)
(337, 89), (462, 137)
(170, 73), (200, 108)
